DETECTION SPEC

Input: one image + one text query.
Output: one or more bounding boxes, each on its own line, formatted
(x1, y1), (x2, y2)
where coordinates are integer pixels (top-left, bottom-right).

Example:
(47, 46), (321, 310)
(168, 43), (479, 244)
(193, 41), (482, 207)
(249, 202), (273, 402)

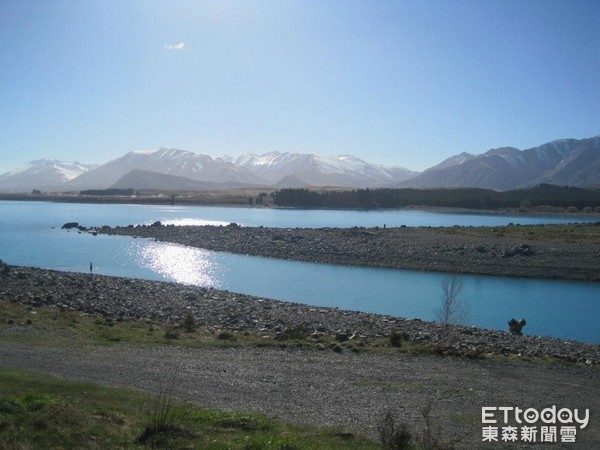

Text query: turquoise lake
(1, 200), (599, 343)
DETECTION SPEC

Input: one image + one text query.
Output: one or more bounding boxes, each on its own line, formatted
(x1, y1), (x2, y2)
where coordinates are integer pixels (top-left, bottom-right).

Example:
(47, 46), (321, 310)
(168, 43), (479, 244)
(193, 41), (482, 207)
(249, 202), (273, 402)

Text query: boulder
(61, 222), (79, 229)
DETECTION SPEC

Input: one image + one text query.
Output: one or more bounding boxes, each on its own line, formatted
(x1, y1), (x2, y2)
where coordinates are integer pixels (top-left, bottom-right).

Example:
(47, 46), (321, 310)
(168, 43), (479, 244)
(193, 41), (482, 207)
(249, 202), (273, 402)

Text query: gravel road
(1, 342), (598, 448)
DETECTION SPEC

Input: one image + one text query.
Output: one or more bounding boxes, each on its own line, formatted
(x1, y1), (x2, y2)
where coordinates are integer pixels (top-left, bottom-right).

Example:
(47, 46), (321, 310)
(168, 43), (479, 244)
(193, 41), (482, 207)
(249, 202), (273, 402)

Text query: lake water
(1, 200), (599, 343)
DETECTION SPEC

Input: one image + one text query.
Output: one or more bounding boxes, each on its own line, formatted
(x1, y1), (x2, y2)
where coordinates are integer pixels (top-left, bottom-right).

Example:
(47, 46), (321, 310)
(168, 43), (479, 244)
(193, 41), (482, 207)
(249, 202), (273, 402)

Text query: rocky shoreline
(89, 222), (600, 281)
(1, 263), (598, 365)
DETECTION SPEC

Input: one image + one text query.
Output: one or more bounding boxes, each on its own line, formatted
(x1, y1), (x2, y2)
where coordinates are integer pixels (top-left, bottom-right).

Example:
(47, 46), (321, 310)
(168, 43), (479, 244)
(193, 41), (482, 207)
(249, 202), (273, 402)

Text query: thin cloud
(164, 42), (185, 50)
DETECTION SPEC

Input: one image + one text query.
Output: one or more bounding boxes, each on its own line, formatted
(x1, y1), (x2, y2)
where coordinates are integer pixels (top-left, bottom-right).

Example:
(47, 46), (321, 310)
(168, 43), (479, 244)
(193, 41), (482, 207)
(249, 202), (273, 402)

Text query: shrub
(508, 318), (526, 335)
(217, 331), (235, 340)
(136, 389), (181, 446)
(389, 329), (405, 348)
(0, 260), (10, 275)
(416, 402), (455, 449)
(165, 329), (180, 340)
(330, 342), (343, 353)
(280, 324), (309, 340)
(377, 411), (412, 449)
(183, 312), (195, 333)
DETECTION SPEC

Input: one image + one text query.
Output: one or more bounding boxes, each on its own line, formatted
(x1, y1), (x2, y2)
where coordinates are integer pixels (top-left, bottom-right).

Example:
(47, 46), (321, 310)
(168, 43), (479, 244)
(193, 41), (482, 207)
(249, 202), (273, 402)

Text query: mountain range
(0, 135), (598, 193)
(400, 136), (600, 190)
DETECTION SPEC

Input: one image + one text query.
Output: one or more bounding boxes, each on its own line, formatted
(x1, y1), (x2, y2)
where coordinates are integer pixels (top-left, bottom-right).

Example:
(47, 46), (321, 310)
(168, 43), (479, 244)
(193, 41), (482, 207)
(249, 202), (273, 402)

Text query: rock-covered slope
(1, 263), (598, 364)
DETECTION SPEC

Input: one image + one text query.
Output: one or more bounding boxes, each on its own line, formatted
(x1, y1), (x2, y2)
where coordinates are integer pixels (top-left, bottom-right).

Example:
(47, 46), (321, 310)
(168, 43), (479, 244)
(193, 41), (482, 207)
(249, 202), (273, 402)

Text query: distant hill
(0, 159), (96, 192)
(400, 136), (600, 189)
(111, 169), (260, 190)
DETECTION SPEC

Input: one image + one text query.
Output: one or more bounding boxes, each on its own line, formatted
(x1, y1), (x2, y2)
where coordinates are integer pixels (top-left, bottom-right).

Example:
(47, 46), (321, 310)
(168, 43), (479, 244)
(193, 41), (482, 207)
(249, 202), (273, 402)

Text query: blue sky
(1, 0), (599, 174)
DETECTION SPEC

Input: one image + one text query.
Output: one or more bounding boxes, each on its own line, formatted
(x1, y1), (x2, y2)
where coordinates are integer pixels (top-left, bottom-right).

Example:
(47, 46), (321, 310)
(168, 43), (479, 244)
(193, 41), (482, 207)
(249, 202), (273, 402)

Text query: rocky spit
(90, 222), (600, 281)
(1, 262), (598, 365)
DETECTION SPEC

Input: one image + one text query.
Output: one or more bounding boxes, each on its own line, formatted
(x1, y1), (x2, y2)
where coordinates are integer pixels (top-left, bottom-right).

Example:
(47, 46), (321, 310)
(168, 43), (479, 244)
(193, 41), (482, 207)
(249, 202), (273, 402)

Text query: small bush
(416, 402), (456, 450)
(217, 331), (235, 340)
(330, 342), (343, 353)
(281, 324), (309, 340)
(183, 312), (195, 333)
(377, 411), (412, 449)
(165, 329), (180, 340)
(508, 318), (526, 335)
(137, 390), (181, 446)
(389, 329), (405, 348)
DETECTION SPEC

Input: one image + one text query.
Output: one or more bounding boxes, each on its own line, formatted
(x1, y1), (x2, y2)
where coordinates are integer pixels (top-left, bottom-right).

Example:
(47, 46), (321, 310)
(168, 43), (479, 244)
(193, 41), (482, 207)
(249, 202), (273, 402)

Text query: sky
(1, 0), (599, 174)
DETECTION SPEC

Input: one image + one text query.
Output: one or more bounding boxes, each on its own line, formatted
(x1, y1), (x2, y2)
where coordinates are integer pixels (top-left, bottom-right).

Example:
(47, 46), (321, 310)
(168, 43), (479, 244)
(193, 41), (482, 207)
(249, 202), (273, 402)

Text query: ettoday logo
(481, 406), (589, 444)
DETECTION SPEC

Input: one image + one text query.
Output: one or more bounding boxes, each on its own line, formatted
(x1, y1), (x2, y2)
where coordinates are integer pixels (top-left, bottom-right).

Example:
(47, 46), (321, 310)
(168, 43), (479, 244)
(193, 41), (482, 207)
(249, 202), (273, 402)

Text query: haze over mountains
(0, 135), (598, 193)
(0, 159), (98, 192)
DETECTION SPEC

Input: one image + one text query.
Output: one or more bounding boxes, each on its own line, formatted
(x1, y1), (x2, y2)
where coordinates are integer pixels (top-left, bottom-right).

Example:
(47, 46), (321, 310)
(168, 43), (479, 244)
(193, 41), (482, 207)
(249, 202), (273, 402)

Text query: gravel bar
(91, 222), (600, 281)
(1, 264), (598, 364)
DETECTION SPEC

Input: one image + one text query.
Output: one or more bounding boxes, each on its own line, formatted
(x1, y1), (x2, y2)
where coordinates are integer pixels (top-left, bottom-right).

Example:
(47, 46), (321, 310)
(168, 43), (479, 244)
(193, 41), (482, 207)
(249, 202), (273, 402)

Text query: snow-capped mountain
(0, 159), (96, 192)
(225, 152), (417, 187)
(399, 136), (600, 189)
(67, 148), (266, 189)
(2, 136), (599, 193)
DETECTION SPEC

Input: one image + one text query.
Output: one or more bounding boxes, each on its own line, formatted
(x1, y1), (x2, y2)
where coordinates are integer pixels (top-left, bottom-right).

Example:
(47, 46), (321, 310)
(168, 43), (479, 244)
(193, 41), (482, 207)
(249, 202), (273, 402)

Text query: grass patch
(1, 298), (584, 367)
(0, 368), (378, 449)
(0, 299), (277, 350)
(0, 299), (382, 354)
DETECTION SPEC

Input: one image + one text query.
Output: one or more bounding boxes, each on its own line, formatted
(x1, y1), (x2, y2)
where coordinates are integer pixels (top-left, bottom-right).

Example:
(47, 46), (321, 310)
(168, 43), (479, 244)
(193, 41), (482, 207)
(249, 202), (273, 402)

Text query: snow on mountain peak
(4, 159), (92, 180)
(0, 158), (97, 192)
(221, 151), (416, 186)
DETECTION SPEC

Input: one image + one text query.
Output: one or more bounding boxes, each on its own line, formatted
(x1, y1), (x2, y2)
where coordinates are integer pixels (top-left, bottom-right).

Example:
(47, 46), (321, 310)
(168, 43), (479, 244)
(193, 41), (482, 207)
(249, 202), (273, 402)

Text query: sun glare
(137, 241), (222, 287)
(159, 218), (232, 227)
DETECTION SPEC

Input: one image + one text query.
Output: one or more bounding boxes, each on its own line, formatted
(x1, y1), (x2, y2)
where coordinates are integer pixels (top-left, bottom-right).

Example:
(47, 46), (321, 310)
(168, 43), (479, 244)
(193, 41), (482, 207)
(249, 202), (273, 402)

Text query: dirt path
(1, 342), (598, 448)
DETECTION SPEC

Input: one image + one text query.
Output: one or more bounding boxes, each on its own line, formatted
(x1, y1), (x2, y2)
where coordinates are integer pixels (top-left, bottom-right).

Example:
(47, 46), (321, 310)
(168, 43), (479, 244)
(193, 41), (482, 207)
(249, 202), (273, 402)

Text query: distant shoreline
(1, 192), (599, 219)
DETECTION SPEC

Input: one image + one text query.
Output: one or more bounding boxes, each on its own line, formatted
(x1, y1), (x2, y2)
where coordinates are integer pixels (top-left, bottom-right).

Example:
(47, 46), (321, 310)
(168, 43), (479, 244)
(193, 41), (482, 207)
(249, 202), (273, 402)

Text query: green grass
(0, 299), (402, 355)
(0, 368), (379, 449)
(2, 298), (587, 369)
(0, 299), (283, 349)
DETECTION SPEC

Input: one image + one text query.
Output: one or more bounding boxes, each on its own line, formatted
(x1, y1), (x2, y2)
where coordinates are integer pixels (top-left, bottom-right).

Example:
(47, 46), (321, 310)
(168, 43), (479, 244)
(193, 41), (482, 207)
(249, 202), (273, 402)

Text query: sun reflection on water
(137, 241), (222, 287)
(158, 218), (235, 227)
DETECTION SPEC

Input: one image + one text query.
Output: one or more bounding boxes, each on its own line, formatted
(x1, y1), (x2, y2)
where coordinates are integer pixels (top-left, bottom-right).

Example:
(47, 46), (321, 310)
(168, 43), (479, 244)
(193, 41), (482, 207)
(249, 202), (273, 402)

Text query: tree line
(272, 184), (600, 210)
